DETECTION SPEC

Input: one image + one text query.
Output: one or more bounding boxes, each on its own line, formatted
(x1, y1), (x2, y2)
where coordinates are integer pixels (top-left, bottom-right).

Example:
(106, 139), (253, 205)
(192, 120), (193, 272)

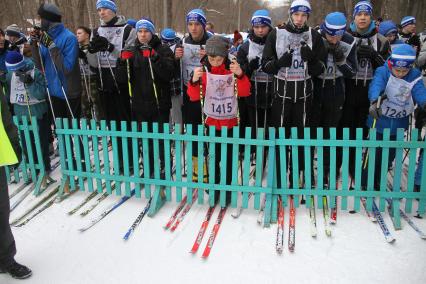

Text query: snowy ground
(3, 166), (426, 284)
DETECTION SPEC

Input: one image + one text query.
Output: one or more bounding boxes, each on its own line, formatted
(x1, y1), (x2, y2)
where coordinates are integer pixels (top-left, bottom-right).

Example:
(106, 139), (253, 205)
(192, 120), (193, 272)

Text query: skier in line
(187, 35), (250, 204)
(379, 20), (404, 49)
(5, 51), (52, 186)
(160, 28), (183, 128)
(311, 12), (357, 186)
(0, 89), (32, 280)
(338, 0), (390, 181)
(123, 18), (174, 176)
(365, 44), (426, 189)
(76, 26), (104, 121)
(262, 0), (326, 188)
(87, 0), (136, 172)
(237, 9), (274, 149)
(398, 16), (421, 55)
(175, 8), (211, 182)
(5, 24), (27, 54)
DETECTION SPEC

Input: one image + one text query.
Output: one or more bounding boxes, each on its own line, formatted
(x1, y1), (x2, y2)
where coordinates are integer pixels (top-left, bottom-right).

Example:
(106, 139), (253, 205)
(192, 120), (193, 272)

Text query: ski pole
(79, 58), (95, 119)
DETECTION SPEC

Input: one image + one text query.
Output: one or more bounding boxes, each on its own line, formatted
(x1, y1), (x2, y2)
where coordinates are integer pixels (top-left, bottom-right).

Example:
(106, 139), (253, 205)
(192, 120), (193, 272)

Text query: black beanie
(38, 3), (62, 23)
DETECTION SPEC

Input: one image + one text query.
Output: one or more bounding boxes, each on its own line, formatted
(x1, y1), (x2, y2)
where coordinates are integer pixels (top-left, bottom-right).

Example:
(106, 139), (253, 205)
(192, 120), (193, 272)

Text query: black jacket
(127, 35), (175, 113)
(237, 29), (273, 108)
(261, 24), (327, 100)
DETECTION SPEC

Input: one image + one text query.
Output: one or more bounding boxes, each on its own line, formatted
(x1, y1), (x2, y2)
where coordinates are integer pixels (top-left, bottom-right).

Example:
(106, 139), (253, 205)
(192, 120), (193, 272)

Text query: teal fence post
(208, 126), (216, 207)
(317, 128), (324, 209)
(279, 128), (288, 209)
(141, 122), (151, 198)
(290, 127), (300, 206)
(90, 120), (103, 193)
(379, 129), (390, 211)
(174, 124), (183, 202)
(31, 114), (46, 196)
(100, 120), (112, 194)
(263, 127), (275, 227)
(82, 119), (94, 193)
(230, 127), (239, 208)
(366, 129), (376, 211)
(303, 128), (312, 210)
(56, 119), (67, 195)
(242, 127), (251, 209)
(341, 128), (350, 210)
(121, 121), (131, 196)
(185, 125), (194, 204)
(163, 123), (172, 202)
(219, 127), (228, 207)
(72, 119), (84, 191)
(405, 129), (419, 213)
(390, 129), (405, 229)
(131, 121), (141, 198)
(329, 128), (337, 209)
(353, 128), (363, 212)
(197, 124), (205, 204)
(110, 121), (121, 195)
(255, 127), (264, 210)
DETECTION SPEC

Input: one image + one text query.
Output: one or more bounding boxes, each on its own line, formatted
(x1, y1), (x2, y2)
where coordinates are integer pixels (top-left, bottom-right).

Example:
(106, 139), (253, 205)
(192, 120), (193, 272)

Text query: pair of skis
(164, 190), (198, 232)
(190, 205), (227, 258)
(276, 196), (295, 253)
(360, 198), (395, 243)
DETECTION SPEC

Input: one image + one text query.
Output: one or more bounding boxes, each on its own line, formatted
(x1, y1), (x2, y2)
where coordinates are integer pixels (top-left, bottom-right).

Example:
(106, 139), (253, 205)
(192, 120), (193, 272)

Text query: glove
(30, 29), (41, 43)
(150, 51), (160, 63)
(40, 32), (55, 49)
(248, 57), (260, 71)
(78, 48), (87, 59)
(16, 71), (34, 84)
(369, 101), (382, 119)
(357, 45), (377, 59)
(407, 35), (420, 47)
(89, 36), (114, 53)
(276, 50), (293, 68)
(300, 44), (314, 62)
(415, 105), (426, 128)
(333, 47), (345, 64)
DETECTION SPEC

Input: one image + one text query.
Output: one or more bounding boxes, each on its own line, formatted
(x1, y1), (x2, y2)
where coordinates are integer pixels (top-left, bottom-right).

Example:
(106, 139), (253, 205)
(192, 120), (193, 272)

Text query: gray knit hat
(38, 3), (62, 22)
(205, 35), (230, 58)
(5, 24), (22, 38)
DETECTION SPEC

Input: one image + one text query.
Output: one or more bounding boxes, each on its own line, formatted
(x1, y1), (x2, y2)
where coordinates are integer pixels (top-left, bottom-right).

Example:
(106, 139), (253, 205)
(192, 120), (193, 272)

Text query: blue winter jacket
(31, 23), (81, 100)
(367, 60), (426, 134)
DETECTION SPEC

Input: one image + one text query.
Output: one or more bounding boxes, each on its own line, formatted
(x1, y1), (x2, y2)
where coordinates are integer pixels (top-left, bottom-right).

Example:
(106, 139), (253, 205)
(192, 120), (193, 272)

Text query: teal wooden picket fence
(51, 118), (426, 228)
(6, 116), (49, 196)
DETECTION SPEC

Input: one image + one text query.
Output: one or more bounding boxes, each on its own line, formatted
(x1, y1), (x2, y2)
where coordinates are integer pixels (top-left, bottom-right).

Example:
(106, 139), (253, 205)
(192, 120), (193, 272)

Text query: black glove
(89, 36), (114, 53)
(78, 48), (87, 59)
(369, 100), (382, 119)
(40, 32), (55, 49)
(407, 35), (420, 48)
(248, 57), (260, 71)
(16, 71), (34, 84)
(151, 51), (160, 63)
(357, 45), (377, 59)
(333, 47), (345, 64)
(300, 44), (314, 62)
(276, 50), (293, 68)
(415, 105), (426, 128)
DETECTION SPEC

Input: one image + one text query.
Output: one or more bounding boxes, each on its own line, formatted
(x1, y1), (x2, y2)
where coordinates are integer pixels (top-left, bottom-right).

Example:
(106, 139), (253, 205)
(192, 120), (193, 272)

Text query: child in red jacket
(187, 35), (250, 204)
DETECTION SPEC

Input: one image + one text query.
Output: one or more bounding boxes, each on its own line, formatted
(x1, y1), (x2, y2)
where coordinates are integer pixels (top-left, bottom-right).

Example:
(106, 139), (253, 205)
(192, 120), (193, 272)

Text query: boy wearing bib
(175, 9), (211, 181)
(340, 1), (390, 180)
(5, 51), (51, 178)
(262, 0), (326, 188)
(237, 9), (274, 143)
(124, 18), (175, 176)
(187, 36), (250, 204)
(311, 12), (357, 185)
(366, 44), (426, 189)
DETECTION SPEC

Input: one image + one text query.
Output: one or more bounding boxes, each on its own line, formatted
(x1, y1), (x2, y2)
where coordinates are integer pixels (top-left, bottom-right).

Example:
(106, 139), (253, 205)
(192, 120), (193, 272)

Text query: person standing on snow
(339, 0), (390, 181)
(365, 44), (426, 189)
(175, 8), (211, 182)
(122, 18), (174, 176)
(237, 9), (274, 146)
(187, 35), (251, 204)
(262, 0), (326, 188)
(0, 89), (32, 280)
(311, 12), (357, 185)
(398, 16), (421, 56)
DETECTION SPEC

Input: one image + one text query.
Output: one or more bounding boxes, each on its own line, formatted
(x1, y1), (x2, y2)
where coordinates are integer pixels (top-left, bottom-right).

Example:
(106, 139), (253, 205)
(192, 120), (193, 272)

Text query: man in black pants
(0, 91), (32, 279)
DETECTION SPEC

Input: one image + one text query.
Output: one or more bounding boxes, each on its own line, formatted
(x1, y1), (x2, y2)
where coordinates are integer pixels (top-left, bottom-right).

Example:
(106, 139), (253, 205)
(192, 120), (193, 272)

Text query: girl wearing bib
(5, 51), (51, 174)
(187, 35), (250, 205)
(261, 0), (326, 188)
(365, 44), (426, 189)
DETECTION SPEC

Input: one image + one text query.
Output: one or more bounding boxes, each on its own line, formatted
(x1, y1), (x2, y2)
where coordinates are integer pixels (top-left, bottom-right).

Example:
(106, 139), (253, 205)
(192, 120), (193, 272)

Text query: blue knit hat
(353, 1), (372, 17)
(186, 9), (207, 28)
(127, 19), (137, 28)
(96, 0), (117, 13)
(136, 18), (156, 34)
(289, 0), (311, 15)
(401, 16), (416, 28)
(251, 9), (272, 27)
(160, 28), (177, 42)
(5, 51), (26, 72)
(321, 12), (347, 36)
(379, 20), (398, 37)
(390, 44), (416, 69)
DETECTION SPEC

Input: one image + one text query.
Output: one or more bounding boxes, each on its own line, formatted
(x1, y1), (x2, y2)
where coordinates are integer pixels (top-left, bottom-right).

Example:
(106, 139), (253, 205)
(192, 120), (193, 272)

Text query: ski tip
(386, 237), (396, 243)
(78, 228), (86, 233)
(420, 235), (426, 240)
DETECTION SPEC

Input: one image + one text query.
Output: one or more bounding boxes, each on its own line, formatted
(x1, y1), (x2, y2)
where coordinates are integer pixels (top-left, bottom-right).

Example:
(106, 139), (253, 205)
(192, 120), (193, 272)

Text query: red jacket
(187, 63), (251, 130)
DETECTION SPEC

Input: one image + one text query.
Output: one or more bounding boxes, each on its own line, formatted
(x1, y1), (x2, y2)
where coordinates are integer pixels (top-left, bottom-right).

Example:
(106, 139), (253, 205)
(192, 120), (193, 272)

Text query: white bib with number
(354, 34), (377, 81)
(203, 72), (237, 119)
(182, 43), (204, 85)
(319, 40), (354, 80)
(10, 70), (42, 106)
(381, 75), (422, 118)
(275, 28), (312, 81)
(97, 26), (125, 68)
(248, 40), (273, 83)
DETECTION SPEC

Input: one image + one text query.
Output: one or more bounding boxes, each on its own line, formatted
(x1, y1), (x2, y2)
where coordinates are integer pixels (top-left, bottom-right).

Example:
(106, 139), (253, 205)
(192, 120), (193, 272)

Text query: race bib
(10, 71), (42, 106)
(182, 43), (204, 85)
(203, 72), (238, 119)
(97, 26), (125, 68)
